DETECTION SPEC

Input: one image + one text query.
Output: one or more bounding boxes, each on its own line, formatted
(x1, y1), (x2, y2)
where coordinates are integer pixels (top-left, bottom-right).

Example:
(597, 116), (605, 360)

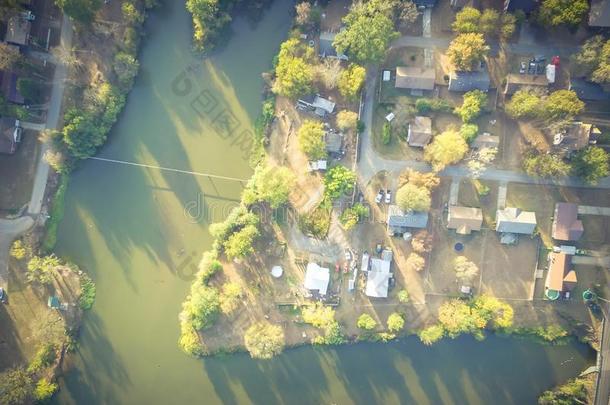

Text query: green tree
(396, 184), (431, 212)
(572, 35), (605, 78)
(592, 40), (610, 85)
(0, 368), (33, 405)
(387, 313), (405, 332)
(185, 0), (231, 51)
(418, 325), (445, 345)
(182, 284), (220, 330)
(113, 52), (139, 90)
(538, 0), (588, 27)
(242, 165), (295, 208)
(543, 90), (584, 120)
(338, 64), (366, 101)
(336, 110), (359, 132)
(340, 203), (368, 230)
(244, 322), (285, 359)
(538, 378), (589, 405)
(324, 166), (356, 200)
(178, 321), (203, 356)
(424, 129), (469, 171)
(479, 9), (500, 36)
(0, 42), (21, 70)
(572, 146), (609, 184)
(333, 1), (399, 64)
(273, 39), (314, 99)
(447, 33), (489, 71)
(27, 255), (60, 285)
(27, 343), (57, 373)
(55, 0), (102, 23)
(223, 224), (259, 259)
(34, 378), (58, 401)
(298, 120), (326, 160)
(452, 7), (480, 33)
(455, 90), (487, 123)
(121, 1), (144, 24)
(397, 289), (410, 303)
(357, 313), (377, 330)
(9, 240), (28, 260)
(459, 123), (478, 143)
(505, 90), (543, 119)
(523, 153), (571, 178)
(302, 303), (336, 328)
(499, 13), (517, 40)
(197, 251), (223, 283)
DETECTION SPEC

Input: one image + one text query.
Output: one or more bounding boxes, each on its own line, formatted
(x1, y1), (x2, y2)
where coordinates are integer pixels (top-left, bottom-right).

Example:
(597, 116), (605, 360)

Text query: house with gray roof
(496, 207), (537, 235)
(325, 131), (343, 156)
(569, 78), (610, 102)
(5, 15), (31, 46)
(504, 73), (549, 95)
(318, 31), (348, 60)
(297, 95), (336, 117)
(395, 66), (435, 91)
(387, 205), (428, 236)
(407, 116), (432, 147)
(448, 70), (490, 92)
(366, 257), (392, 298)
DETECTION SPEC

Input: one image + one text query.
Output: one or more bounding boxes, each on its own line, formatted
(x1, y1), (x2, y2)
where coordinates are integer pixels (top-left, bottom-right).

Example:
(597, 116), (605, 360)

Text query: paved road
(595, 303), (610, 405)
(0, 16), (72, 288)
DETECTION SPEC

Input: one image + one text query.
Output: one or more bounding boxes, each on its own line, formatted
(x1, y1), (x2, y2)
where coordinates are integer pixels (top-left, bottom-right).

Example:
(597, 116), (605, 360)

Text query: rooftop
(552, 203), (584, 242)
(407, 116), (432, 147)
(388, 205), (429, 230)
(319, 31), (348, 60)
(325, 131), (343, 154)
(5, 15), (31, 46)
(552, 122), (595, 153)
(395, 66), (435, 91)
(496, 207), (537, 235)
(504, 73), (548, 95)
(304, 262), (330, 296)
(448, 70), (490, 92)
(569, 78), (610, 101)
(366, 258), (391, 298)
(447, 206), (483, 235)
(546, 252), (577, 293)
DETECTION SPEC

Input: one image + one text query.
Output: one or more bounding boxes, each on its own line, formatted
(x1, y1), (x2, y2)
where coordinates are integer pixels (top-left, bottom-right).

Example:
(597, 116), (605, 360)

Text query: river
(53, 1), (594, 404)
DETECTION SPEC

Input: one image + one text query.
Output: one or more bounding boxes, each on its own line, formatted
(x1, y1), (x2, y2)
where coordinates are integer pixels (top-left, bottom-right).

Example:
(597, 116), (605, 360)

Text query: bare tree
(316, 58), (343, 89)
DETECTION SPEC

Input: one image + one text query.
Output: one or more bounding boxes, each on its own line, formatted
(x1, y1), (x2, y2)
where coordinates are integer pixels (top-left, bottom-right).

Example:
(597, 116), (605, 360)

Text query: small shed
(407, 116), (432, 147)
(325, 131), (343, 155)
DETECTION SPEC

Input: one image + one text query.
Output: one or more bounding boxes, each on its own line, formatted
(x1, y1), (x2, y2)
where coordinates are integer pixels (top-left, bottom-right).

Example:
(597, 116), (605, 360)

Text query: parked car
(528, 61), (537, 74)
(375, 189), (384, 203)
(536, 63), (545, 75)
(519, 61), (526, 74)
(384, 189), (391, 204)
(533, 55), (546, 63)
(13, 120), (22, 143)
(552, 55), (560, 66)
(0, 288), (6, 304)
(344, 249), (352, 262)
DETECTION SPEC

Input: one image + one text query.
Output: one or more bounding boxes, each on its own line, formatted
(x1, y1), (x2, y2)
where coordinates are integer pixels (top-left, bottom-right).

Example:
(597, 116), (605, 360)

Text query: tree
(418, 325), (445, 345)
(34, 378), (58, 402)
(523, 153), (571, 178)
(273, 39), (314, 99)
(459, 123), (478, 143)
(223, 224), (259, 259)
(572, 36), (605, 78)
(447, 33), (489, 71)
(122, 2), (143, 24)
(9, 240), (28, 260)
(114, 52), (139, 90)
(592, 40), (610, 85)
(387, 313), (404, 332)
(295, 2), (313, 27)
(544, 90), (584, 120)
(340, 203), (368, 230)
(452, 7), (481, 33)
(0, 42), (21, 71)
(317, 58), (343, 89)
(185, 0), (231, 51)
(178, 321), (203, 356)
(405, 252), (425, 272)
(333, 1), (399, 64)
(336, 110), (358, 132)
(424, 129), (469, 171)
(27, 255), (60, 285)
(298, 120), (326, 160)
(302, 303), (336, 328)
(479, 9), (500, 36)
(438, 299), (484, 338)
(538, 0), (588, 27)
(398, 1), (419, 27)
(499, 13), (517, 40)
(338, 64), (366, 101)
(397, 289), (410, 303)
(17, 78), (45, 104)
(0, 368), (33, 405)
(399, 169), (440, 190)
(357, 313), (377, 330)
(219, 282), (243, 315)
(455, 90), (487, 123)
(55, 0), (102, 23)
(242, 164), (296, 208)
(244, 322), (285, 359)
(454, 256), (479, 281)
(539, 378), (589, 405)
(182, 284), (220, 330)
(396, 183), (431, 212)
(505, 90), (542, 119)
(572, 146), (609, 184)
(324, 166), (356, 200)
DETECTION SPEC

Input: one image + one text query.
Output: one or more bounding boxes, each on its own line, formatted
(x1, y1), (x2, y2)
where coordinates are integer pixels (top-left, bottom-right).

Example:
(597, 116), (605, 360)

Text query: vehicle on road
(375, 189), (384, 203)
(519, 61), (526, 74)
(0, 288), (7, 304)
(385, 189), (391, 204)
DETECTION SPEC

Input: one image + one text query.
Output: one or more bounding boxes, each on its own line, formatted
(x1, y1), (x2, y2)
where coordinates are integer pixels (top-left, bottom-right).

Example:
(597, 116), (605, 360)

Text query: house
(504, 73), (548, 95)
(0, 117), (20, 155)
(304, 262), (330, 297)
(325, 131), (343, 156)
(0, 70), (25, 104)
(450, 0), (471, 9)
(407, 116), (432, 147)
(569, 78), (610, 102)
(387, 205), (429, 235)
(551, 122), (599, 154)
(589, 0), (610, 27)
(471, 133), (499, 149)
(297, 95), (336, 117)
(545, 252), (577, 300)
(496, 207), (537, 235)
(414, 0), (437, 8)
(319, 31), (348, 60)
(395, 66), (435, 91)
(552, 203), (584, 242)
(448, 70), (490, 92)
(447, 206), (483, 235)
(308, 160), (327, 171)
(366, 257), (392, 298)
(5, 15), (31, 46)
(504, 0), (539, 13)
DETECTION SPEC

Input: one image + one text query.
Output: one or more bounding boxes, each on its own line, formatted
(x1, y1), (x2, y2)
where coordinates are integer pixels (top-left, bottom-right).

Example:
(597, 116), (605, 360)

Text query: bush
(299, 201), (331, 238)
(181, 284), (220, 330)
(27, 343), (57, 373)
(381, 122), (391, 145)
(219, 282), (243, 315)
(396, 184), (431, 212)
(538, 377), (590, 404)
(387, 313), (404, 332)
(324, 166), (356, 200)
(79, 273), (96, 310)
(459, 123), (478, 143)
(9, 240), (28, 260)
(418, 325), (445, 345)
(357, 313), (377, 330)
(397, 289), (410, 303)
(114, 51), (140, 90)
(34, 378), (58, 402)
(339, 203), (368, 230)
(178, 321), (204, 356)
(298, 120), (326, 160)
(415, 98), (451, 114)
(455, 90), (487, 123)
(244, 322), (285, 359)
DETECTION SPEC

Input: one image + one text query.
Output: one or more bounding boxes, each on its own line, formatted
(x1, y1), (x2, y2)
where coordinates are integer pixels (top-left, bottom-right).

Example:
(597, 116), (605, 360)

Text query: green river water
(53, 1), (595, 404)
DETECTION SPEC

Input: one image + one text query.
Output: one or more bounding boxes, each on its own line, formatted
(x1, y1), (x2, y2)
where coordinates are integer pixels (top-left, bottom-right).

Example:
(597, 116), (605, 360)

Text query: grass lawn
(0, 130), (40, 214)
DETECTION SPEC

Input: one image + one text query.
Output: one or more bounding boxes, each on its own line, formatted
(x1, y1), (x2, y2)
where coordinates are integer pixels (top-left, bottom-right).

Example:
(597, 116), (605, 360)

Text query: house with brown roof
(552, 203), (584, 242)
(395, 67), (435, 91)
(447, 206), (483, 235)
(545, 252), (577, 300)
(407, 116), (432, 147)
(504, 73), (548, 95)
(551, 122), (599, 154)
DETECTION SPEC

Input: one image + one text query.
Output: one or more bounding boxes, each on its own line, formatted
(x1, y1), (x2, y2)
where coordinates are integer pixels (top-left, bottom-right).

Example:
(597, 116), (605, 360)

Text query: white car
(375, 189), (384, 203)
(385, 189), (391, 204)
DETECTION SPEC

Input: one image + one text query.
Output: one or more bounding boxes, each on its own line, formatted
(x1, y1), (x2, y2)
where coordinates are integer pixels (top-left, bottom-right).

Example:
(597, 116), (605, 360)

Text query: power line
(88, 157), (247, 183)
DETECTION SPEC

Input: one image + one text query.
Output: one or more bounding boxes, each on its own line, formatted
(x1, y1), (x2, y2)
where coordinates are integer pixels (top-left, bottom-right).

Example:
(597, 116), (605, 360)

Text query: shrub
(418, 325), (445, 345)
(33, 378), (58, 402)
(244, 322), (285, 359)
(396, 184), (431, 212)
(79, 273), (96, 310)
(0, 368), (33, 405)
(397, 289), (410, 303)
(455, 90), (487, 123)
(357, 313), (377, 330)
(113, 51), (140, 90)
(219, 282), (243, 315)
(9, 240), (28, 260)
(27, 343), (56, 373)
(459, 123), (478, 143)
(298, 120), (326, 160)
(181, 284), (220, 330)
(387, 313), (405, 332)
(340, 203), (369, 230)
(381, 122), (391, 145)
(324, 166), (356, 200)
(178, 321), (204, 356)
